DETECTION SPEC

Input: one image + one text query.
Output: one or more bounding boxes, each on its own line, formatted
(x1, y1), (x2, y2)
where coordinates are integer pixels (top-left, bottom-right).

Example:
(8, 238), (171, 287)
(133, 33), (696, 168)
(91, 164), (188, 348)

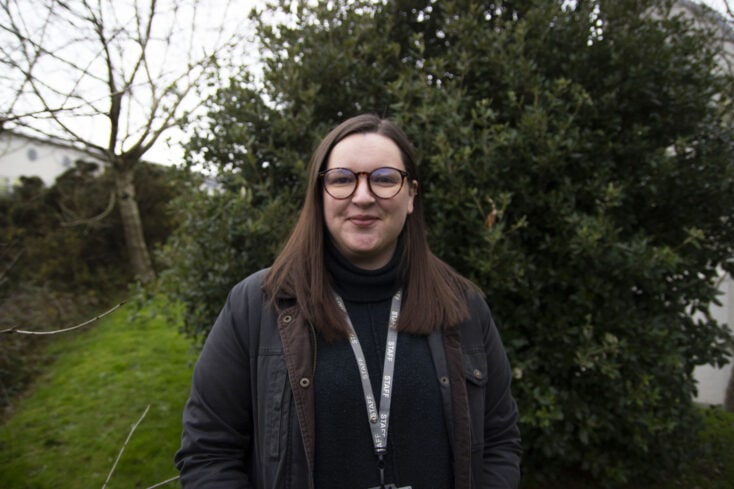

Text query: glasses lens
(369, 168), (404, 198)
(323, 169), (356, 198)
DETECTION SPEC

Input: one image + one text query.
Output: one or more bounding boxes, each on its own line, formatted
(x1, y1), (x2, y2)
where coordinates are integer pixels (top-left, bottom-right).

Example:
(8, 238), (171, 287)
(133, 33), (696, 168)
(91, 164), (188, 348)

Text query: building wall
(694, 272), (734, 405)
(0, 131), (104, 194)
(674, 1), (734, 407)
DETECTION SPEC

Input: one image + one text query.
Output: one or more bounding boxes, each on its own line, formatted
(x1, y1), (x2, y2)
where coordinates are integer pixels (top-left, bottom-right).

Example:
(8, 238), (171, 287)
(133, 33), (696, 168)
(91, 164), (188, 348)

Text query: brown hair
(264, 113), (481, 340)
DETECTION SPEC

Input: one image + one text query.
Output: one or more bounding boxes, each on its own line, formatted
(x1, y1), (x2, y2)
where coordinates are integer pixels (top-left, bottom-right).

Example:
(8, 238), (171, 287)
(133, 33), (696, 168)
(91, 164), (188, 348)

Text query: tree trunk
(725, 361), (734, 412)
(114, 163), (156, 283)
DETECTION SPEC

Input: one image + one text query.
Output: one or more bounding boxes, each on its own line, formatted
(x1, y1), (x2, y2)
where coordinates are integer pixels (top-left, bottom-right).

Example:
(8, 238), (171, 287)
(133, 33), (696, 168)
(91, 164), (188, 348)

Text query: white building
(675, 0), (733, 406)
(694, 275), (734, 405)
(0, 130), (107, 194)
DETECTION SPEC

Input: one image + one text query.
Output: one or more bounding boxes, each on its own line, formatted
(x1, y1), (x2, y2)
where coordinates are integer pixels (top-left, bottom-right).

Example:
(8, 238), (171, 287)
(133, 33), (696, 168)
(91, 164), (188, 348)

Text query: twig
(102, 404), (151, 489)
(0, 248), (24, 283)
(60, 190), (117, 227)
(145, 475), (181, 489)
(0, 301), (126, 335)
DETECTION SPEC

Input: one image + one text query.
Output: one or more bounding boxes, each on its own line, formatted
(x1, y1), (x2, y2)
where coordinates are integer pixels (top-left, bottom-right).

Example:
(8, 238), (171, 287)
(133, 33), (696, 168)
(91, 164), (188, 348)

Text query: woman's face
(323, 132), (416, 270)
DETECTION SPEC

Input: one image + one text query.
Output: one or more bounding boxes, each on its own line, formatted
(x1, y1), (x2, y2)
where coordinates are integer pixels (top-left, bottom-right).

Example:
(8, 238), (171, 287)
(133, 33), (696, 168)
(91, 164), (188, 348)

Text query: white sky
(702, 0), (730, 12)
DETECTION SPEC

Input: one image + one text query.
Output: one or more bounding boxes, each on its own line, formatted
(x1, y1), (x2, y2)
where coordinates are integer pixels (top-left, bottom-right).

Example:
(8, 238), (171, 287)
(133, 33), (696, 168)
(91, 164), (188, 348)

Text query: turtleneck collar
(325, 238), (402, 303)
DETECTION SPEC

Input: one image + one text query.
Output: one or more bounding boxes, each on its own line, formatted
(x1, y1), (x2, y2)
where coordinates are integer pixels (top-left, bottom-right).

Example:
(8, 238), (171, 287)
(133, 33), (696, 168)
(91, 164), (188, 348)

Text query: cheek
(322, 197), (343, 229)
(396, 192), (414, 217)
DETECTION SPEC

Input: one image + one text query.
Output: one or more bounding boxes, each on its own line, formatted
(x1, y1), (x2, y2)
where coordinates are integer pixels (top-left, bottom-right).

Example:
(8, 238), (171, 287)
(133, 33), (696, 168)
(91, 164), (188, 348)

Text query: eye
(370, 168), (402, 186)
(325, 170), (355, 186)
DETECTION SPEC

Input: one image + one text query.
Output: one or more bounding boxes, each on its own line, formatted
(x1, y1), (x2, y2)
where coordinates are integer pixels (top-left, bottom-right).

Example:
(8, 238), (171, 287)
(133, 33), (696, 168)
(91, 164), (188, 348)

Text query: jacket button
(473, 369), (483, 379)
(440, 376), (449, 385)
(282, 314), (293, 323)
(299, 377), (311, 388)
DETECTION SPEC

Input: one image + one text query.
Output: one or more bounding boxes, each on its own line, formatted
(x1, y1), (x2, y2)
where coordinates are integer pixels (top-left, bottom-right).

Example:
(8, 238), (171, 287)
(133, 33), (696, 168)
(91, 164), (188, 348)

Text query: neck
(325, 239), (401, 302)
(333, 242), (397, 271)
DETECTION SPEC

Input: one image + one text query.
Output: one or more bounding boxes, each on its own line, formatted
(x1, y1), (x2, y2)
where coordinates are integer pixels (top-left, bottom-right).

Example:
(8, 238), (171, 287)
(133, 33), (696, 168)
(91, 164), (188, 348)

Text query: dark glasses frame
(319, 166), (410, 200)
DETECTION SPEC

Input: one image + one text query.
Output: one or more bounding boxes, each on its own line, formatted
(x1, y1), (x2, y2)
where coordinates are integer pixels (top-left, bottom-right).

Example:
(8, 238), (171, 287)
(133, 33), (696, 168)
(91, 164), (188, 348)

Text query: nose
(351, 174), (375, 204)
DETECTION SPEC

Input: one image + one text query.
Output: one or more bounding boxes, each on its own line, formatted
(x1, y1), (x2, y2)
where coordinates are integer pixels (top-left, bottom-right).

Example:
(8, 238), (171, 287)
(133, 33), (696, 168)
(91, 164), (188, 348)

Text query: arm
(175, 284), (255, 489)
(478, 297), (522, 488)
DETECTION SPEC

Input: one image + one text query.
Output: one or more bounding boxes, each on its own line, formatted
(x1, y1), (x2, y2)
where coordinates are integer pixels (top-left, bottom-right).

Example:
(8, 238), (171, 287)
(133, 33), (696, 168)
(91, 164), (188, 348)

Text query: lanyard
(334, 290), (402, 486)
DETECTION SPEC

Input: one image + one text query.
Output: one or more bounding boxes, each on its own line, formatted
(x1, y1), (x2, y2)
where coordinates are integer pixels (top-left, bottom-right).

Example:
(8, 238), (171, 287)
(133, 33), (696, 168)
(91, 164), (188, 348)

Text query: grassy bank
(0, 299), (195, 489)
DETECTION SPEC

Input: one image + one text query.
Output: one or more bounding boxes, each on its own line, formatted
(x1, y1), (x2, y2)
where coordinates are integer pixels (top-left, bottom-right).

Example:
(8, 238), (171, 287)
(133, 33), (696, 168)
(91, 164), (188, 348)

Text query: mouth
(349, 215), (378, 226)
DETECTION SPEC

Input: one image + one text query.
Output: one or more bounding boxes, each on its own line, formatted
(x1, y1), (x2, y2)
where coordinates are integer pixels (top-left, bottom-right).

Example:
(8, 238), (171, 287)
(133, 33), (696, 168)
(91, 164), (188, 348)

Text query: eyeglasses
(319, 167), (409, 200)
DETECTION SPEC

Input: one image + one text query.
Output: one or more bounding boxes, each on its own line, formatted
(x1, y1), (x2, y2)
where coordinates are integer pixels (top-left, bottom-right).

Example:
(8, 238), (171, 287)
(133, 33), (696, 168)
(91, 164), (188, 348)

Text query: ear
(407, 180), (418, 214)
(409, 180), (419, 195)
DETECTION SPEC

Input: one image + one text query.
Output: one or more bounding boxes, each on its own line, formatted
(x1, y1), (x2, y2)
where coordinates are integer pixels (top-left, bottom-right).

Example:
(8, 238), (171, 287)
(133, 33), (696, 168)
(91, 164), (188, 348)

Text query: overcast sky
(702, 0), (730, 12)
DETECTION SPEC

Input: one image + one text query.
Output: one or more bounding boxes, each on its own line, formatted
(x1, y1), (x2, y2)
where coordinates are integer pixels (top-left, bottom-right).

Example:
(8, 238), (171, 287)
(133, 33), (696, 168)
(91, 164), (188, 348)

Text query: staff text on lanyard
(334, 290), (412, 489)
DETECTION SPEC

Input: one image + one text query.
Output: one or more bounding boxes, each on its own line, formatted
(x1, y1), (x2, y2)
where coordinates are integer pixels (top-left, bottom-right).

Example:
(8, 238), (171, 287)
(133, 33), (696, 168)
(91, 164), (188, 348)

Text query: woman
(175, 114), (522, 489)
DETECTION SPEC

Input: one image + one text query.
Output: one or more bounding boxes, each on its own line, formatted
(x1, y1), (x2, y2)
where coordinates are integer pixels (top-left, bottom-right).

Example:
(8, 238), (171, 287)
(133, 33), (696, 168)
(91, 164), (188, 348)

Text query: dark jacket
(175, 268), (521, 488)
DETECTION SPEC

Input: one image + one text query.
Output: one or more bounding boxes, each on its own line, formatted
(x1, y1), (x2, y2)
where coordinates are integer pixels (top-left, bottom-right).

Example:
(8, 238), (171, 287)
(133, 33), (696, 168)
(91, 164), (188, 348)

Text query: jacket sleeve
(174, 281), (256, 489)
(477, 295), (522, 488)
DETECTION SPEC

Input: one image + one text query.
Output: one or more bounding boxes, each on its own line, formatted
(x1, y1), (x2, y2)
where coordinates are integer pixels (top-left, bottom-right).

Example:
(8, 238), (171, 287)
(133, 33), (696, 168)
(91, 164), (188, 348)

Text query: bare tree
(0, 0), (248, 282)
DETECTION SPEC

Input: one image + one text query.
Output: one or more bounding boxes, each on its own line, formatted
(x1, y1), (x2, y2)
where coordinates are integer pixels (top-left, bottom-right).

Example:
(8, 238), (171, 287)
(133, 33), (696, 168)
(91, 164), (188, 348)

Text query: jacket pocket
(463, 348), (488, 450)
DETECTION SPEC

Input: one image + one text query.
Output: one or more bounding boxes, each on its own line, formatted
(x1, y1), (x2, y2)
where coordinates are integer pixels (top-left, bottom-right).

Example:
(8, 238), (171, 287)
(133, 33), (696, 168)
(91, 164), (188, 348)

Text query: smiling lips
(348, 215), (379, 226)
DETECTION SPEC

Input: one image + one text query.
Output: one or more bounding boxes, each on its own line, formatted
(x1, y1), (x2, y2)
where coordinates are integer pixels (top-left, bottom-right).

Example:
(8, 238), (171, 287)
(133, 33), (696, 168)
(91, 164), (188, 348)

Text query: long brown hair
(264, 114), (481, 340)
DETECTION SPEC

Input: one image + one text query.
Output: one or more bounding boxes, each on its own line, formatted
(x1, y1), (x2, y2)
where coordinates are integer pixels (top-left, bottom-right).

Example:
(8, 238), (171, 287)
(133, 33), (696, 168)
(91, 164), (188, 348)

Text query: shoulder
(228, 267), (271, 302)
(445, 272), (490, 323)
(466, 288), (491, 321)
(217, 268), (273, 330)
(458, 286), (499, 344)
(214, 268), (283, 351)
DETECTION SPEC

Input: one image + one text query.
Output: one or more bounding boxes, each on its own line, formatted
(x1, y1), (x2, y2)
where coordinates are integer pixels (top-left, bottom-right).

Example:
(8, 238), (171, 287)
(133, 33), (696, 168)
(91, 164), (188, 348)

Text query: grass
(0, 298), (196, 489)
(1, 296), (733, 489)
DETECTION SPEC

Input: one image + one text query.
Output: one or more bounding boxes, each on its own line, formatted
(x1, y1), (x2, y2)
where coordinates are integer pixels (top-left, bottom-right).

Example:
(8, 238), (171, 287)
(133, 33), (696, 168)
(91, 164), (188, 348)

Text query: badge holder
(368, 485), (412, 489)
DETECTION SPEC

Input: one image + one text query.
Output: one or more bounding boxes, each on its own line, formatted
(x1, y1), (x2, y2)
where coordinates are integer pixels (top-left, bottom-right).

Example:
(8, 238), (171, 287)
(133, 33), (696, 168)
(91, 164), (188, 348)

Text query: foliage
(156, 169), (296, 341)
(159, 0), (734, 485)
(0, 161), (182, 410)
(0, 161), (181, 292)
(641, 406), (734, 489)
(0, 298), (194, 488)
(519, 407), (734, 489)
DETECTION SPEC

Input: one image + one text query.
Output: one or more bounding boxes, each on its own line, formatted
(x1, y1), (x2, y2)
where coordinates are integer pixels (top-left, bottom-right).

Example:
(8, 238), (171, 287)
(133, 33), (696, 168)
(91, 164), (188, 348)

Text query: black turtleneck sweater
(314, 244), (453, 489)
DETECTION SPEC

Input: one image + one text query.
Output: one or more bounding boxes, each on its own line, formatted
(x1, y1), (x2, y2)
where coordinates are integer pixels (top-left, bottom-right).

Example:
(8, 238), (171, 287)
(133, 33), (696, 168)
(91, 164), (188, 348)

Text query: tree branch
(0, 247), (23, 286)
(144, 475), (180, 489)
(0, 301), (125, 335)
(59, 190), (116, 228)
(101, 403), (151, 489)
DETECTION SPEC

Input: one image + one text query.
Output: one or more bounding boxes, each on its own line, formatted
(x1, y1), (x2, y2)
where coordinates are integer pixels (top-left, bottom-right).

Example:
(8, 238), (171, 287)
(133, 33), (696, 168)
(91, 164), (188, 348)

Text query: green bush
(158, 0), (734, 485)
(0, 161), (181, 292)
(157, 171), (298, 342)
